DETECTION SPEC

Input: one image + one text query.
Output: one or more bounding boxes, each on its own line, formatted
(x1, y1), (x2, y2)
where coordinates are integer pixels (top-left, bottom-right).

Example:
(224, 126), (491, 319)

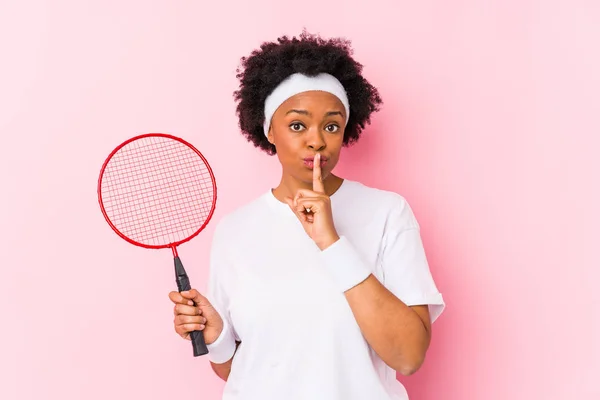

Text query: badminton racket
(97, 133), (217, 357)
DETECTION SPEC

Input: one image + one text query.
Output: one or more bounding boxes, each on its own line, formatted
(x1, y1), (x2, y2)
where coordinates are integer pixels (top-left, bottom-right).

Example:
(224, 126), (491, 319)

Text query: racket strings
(103, 141), (212, 243)
(102, 170), (213, 215)
(100, 136), (215, 246)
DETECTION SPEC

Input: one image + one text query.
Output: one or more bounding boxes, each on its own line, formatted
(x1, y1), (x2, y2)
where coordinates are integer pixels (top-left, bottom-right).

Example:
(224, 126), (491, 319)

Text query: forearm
(318, 236), (431, 375)
(345, 275), (430, 375)
(210, 359), (232, 381)
(209, 341), (240, 381)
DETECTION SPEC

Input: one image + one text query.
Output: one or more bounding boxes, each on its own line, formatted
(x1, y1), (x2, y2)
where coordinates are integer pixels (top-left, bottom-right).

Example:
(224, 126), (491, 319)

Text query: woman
(168, 31), (445, 400)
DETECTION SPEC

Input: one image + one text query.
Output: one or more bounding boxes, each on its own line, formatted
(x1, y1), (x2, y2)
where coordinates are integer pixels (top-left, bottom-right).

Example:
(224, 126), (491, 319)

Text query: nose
(306, 127), (326, 151)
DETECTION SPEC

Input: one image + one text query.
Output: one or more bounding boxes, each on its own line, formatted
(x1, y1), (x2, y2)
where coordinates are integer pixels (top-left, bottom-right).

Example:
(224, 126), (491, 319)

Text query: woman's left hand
(285, 153), (340, 250)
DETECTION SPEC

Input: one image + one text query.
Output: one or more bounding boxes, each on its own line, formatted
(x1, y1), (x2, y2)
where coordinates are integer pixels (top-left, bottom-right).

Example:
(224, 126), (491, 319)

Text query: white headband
(263, 72), (350, 137)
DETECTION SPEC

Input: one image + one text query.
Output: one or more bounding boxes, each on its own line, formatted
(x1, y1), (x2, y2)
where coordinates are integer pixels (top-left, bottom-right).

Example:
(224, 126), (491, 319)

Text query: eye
(325, 124), (339, 133)
(289, 122), (305, 132)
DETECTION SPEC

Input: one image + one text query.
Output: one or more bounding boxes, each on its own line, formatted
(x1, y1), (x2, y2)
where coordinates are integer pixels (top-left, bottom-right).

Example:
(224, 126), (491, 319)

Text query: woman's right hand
(169, 289), (224, 345)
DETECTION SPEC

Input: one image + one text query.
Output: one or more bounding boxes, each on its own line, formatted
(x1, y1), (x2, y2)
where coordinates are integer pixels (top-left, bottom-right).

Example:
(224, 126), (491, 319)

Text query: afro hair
(233, 30), (383, 155)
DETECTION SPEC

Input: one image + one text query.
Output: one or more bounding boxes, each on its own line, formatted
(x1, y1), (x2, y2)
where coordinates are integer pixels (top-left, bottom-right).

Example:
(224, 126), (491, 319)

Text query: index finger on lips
(313, 153), (325, 193)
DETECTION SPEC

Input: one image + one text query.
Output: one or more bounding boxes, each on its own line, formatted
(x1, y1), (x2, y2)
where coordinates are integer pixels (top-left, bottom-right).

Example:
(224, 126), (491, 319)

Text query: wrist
(316, 233), (340, 251)
(206, 317), (236, 364)
(318, 236), (372, 292)
(206, 321), (224, 346)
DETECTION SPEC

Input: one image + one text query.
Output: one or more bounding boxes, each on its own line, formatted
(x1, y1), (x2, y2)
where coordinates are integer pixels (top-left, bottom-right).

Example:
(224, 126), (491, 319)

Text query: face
(267, 90), (346, 185)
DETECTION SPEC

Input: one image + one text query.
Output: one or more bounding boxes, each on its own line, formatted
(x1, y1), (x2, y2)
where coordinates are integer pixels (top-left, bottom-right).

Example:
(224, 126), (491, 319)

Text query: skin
(169, 90), (433, 380)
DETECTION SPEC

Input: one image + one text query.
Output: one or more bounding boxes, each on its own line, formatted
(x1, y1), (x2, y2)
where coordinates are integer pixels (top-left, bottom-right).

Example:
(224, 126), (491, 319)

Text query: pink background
(1, 1), (598, 399)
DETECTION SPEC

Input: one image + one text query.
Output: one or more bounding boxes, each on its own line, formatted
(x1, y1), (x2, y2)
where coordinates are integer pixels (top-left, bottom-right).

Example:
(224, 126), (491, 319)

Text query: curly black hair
(233, 30), (383, 155)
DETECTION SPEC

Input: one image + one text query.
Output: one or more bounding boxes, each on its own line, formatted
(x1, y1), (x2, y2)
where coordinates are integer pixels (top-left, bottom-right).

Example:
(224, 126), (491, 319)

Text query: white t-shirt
(205, 179), (445, 400)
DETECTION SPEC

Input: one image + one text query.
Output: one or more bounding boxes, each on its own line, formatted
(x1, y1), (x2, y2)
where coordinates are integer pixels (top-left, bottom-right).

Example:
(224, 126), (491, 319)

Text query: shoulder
(341, 179), (421, 230)
(342, 179), (406, 205)
(210, 192), (270, 240)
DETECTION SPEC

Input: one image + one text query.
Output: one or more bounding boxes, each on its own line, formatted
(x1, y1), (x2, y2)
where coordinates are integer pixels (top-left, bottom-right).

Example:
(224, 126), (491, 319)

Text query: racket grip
(174, 256), (209, 357)
(190, 330), (208, 357)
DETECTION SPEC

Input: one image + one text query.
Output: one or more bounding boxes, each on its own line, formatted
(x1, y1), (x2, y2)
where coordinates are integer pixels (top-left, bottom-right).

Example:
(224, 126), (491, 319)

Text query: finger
(174, 303), (202, 316)
(293, 199), (316, 214)
(293, 190), (326, 210)
(286, 195), (308, 214)
(177, 323), (205, 336)
(175, 314), (206, 326)
(313, 153), (325, 193)
(285, 196), (297, 212)
(285, 196), (311, 225)
(181, 289), (209, 307)
(184, 323), (205, 332)
(175, 325), (190, 338)
(292, 190), (304, 207)
(169, 291), (194, 306)
(295, 197), (325, 213)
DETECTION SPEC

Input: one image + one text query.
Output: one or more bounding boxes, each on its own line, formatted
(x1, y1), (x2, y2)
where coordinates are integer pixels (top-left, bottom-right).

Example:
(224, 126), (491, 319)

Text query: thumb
(181, 289), (210, 306)
(285, 196), (310, 227)
(284, 196), (294, 207)
(284, 196), (298, 214)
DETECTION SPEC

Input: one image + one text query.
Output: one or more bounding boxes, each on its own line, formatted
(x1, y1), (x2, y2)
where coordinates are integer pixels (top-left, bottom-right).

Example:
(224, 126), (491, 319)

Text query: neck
(272, 173), (344, 201)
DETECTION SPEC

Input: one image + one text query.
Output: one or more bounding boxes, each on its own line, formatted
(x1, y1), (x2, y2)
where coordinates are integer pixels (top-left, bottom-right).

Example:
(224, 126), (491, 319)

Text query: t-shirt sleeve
(380, 197), (445, 323)
(205, 219), (239, 363)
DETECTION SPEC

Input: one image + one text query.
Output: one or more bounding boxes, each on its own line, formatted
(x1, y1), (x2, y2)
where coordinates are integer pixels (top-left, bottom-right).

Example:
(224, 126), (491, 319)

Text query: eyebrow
(286, 109), (344, 117)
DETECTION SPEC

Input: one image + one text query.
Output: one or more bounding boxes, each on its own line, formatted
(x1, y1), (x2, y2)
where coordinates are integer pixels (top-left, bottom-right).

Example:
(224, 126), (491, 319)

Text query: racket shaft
(174, 256), (209, 357)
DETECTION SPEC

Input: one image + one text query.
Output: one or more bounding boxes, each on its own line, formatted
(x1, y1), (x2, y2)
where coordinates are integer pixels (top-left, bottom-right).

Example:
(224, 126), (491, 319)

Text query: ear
(267, 127), (274, 144)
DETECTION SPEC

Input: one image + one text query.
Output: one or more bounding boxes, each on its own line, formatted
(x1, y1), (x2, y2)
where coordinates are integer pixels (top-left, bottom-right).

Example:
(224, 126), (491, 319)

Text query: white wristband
(319, 236), (372, 292)
(206, 318), (237, 364)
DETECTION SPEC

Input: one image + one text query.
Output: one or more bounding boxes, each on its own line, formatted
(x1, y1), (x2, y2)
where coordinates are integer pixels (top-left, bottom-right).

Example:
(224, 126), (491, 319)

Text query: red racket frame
(97, 133), (218, 257)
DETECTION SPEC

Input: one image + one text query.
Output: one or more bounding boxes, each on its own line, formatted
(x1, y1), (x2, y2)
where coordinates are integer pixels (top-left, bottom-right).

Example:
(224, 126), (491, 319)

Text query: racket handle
(174, 256), (209, 357)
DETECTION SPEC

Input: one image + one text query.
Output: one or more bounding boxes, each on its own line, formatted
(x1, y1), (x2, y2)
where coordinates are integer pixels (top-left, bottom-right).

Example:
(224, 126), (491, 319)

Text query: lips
(303, 156), (328, 168)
